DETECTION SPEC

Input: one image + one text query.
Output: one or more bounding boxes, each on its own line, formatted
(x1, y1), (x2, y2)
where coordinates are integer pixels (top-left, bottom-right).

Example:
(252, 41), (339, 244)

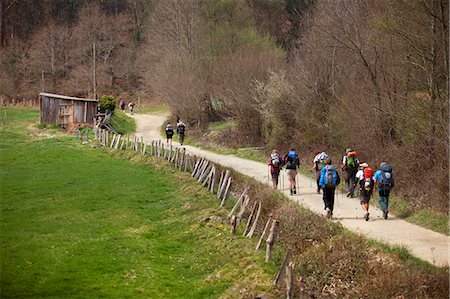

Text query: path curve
(130, 113), (449, 267)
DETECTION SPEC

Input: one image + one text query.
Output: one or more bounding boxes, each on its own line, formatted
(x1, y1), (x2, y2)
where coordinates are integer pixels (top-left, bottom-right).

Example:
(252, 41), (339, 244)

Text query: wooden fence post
(210, 166), (217, 194)
(220, 177), (232, 207)
(228, 187), (248, 220)
(274, 251), (291, 286)
(265, 220), (280, 262)
(243, 201), (258, 236)
(286, 262), (294, 299)
(115, 134), (121, 150)
(230, 215), (238, 235)
(247, 201), (262, 238)
(217, 170), (230, 199)
(256, 213), (273, 251)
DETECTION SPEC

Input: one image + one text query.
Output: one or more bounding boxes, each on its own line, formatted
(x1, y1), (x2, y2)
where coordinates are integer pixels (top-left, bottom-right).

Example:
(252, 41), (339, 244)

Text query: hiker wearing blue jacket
(319, 159), (341, 219)
(374, 162), (395, 219)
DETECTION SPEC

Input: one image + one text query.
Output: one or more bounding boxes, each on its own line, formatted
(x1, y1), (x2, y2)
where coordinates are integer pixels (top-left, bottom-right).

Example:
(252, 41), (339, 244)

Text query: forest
(1, 0), (448, 213)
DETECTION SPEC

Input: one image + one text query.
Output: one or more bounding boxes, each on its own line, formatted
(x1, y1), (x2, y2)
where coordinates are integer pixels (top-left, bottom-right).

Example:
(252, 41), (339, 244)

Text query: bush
(99, 95), (116, 113)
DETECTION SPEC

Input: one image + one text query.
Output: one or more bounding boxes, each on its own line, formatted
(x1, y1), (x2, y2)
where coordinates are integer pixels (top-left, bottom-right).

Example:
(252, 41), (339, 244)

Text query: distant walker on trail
(319, 159), (341, 219)
(311, 151), (328, 194)
(284, 149), (300, 196)
(341, 148), (359, 198)
(268, 149), (284, 189)
(128, 101), (135, 115)
(176, 119), (186, 146)
(165, 122), (174, 146)
(374, 162), (395, 219)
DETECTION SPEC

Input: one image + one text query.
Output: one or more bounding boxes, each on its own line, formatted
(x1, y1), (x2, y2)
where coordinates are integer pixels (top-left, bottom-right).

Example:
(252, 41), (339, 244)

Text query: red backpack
(363, 167), (374, 191)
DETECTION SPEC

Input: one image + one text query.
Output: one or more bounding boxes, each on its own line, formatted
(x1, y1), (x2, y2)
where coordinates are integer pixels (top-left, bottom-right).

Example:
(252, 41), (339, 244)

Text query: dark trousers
(315, 170), (321, 191)
(344, 168), (357, 196)
(322, 187), (336, 212)
(271, 170), (280, 188)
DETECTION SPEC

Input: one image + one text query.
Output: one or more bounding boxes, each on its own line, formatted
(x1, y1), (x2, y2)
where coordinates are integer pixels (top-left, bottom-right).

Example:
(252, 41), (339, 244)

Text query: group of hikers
(165, 118), (186, 146)
(119, 99), (135, 115)
(268, 148), (395, 221)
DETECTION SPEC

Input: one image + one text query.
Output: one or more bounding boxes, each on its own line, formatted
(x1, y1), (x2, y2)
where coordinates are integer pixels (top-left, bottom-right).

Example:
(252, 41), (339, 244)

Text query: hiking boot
(364, 213), (369, 221)
(346, 192), (351, 197)
(383, 210), (389, 219)
(317, 188), (321, 194)
(326, 208), (332, 219)
(290, 188), (293, 196)
(293, 187), (296, 195)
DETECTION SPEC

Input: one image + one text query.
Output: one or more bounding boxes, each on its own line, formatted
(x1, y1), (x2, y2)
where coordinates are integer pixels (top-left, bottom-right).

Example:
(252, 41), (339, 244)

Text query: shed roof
(39, 92), (99, 103)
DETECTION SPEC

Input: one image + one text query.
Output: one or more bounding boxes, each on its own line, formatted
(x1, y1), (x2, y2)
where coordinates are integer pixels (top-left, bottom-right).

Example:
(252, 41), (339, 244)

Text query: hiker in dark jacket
(319, 159), (340, 219)
(268, 149), (284, 189)
(165, 123), (174, 146)
(176, 120), (186, 146)
(284, 149), (300, 195)
(341, 148), (359, 197)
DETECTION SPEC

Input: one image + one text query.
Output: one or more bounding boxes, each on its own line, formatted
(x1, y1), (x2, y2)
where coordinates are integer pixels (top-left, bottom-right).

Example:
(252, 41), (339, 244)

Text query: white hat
(360, 162), (368, 168)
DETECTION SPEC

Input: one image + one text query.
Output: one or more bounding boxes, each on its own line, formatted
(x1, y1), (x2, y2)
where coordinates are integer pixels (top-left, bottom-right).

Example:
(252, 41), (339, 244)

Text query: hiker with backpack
(267, 149), (284, 189)
(119, 99), (126, 111)
(284, 149), (300, 195)
(165, 122), (174, 146)
(311, 151), (329, 194)
(355, 162), (374, 221)
(319, 159), (341, 219)
(128, 101), (135, 115)
(341, 148), (359, 198)
(176, 119), (186, 146)
(374, 162), (395, 219)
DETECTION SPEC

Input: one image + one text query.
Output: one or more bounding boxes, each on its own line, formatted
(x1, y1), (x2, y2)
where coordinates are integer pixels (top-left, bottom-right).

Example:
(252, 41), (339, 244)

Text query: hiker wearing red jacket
(267, 149), (284, 189)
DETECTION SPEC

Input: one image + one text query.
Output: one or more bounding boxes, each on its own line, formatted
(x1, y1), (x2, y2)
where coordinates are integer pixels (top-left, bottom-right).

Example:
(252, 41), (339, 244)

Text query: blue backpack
(286, 150), (299, 170)
(379, 163), (394, 191)
(324, 165), (340, 187)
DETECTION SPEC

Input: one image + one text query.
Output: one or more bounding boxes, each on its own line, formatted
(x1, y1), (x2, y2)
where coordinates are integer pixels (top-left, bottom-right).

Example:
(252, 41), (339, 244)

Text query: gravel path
(130, 113), (449, 267)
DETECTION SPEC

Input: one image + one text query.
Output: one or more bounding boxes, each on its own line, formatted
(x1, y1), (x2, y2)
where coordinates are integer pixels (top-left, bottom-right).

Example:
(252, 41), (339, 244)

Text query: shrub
(99, 95), (116, 113)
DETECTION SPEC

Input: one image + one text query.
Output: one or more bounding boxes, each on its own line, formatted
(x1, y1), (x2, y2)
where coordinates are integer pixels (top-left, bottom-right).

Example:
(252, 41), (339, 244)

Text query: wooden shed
(39, 92), (98, 131)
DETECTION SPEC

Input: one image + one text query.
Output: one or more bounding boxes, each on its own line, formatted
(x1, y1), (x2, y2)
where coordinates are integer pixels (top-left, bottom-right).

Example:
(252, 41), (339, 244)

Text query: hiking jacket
(177, 123), (186, 135)
(319, 165), (340, 188)
(165, 125), (174, 137)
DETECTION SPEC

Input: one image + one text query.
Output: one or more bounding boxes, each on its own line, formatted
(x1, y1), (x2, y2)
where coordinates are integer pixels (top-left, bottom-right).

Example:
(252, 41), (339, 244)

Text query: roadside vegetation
(109, 110), (136, 134)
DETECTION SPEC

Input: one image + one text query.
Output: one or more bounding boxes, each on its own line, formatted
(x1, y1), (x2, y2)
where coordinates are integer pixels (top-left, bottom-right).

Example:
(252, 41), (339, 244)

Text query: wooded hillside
(1, 0), (448, 212)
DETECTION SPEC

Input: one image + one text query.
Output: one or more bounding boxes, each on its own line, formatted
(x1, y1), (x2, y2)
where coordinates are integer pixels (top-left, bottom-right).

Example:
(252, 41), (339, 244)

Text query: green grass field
(0, 108), (277, 298)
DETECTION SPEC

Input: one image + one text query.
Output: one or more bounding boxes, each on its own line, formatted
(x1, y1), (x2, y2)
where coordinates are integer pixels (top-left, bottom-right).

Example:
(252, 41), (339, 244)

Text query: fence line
(92, 125), (289, 294)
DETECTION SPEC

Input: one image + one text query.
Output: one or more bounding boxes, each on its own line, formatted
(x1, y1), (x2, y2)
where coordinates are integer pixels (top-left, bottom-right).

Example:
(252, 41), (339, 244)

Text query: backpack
(166, 125), (174, 135)
(178, 123), (185, 134)
(286, 151), (299, 170)
(363, 167), (374, 192)
(324, 165), (340, 187)
(270, 153), (280, 168)
(379, 163), (394, 191)
(346, 155), (358, 169)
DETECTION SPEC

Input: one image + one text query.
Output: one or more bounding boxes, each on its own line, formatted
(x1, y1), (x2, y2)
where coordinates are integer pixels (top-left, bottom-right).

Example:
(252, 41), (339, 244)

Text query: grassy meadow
(0, 108), (278, 298)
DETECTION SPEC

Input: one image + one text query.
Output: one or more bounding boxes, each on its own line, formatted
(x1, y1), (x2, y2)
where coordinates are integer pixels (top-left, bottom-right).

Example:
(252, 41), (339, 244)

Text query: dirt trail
(130, 113), (449, 267)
